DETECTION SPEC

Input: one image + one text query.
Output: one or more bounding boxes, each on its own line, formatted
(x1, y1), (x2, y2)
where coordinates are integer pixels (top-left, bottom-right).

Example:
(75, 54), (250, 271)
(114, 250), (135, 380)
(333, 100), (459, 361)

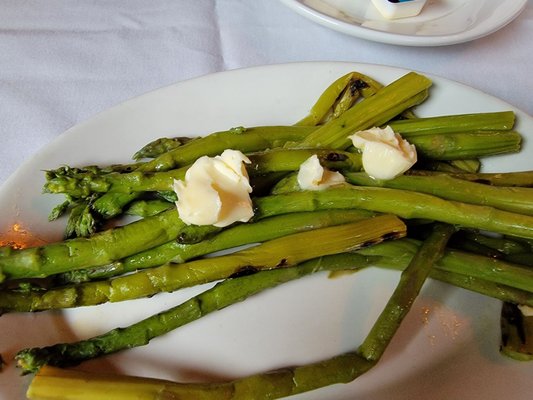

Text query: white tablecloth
(1, 0), (531, 184)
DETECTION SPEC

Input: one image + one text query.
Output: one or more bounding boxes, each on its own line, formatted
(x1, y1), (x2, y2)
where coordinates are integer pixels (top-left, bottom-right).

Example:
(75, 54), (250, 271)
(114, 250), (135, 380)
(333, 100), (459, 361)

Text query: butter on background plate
(371, 0), (427, 19)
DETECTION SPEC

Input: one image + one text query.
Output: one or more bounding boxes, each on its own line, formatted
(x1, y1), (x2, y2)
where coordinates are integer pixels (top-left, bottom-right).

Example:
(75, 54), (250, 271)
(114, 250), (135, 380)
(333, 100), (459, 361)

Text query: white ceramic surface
(279, 0), (527, 46)
(1, 62), (532, 400)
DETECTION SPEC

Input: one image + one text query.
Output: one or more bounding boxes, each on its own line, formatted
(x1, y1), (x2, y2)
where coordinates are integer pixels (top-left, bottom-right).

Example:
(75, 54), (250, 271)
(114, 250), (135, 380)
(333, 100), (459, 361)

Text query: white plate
(279, 0), (527, 46)
(1, 62), (532, 400)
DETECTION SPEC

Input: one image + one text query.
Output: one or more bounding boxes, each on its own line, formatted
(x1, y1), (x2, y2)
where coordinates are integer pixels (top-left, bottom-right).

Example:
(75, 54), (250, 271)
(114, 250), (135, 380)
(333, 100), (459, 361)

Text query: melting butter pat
(297, 155), (346, 190)
(349, 126), (417, 180)
(173, 149), (253, 227)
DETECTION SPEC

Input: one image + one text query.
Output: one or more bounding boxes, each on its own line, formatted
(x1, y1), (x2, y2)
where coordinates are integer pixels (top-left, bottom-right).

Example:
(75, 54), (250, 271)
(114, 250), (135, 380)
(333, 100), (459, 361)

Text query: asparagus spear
(56, 209), (375, 284)
(0, 209), (220, 281)
(358, 239), (533, 298)
(407, 169), (533, 187)
(254, 186), (533, 239)
(447, 159), (481, 173)
(132, 136), (197, 160)
(27, 353), (375, 400)
(299, 72), (432, 149)
(345, 172), (533, 216)
(0, 215), (406, 312)
(296, 71), (383, 126)
(92, 191), (143, 218)
(64, 199), (98, 238)
(139, 125), (314, 173)
(124, 199), (173, 217)
(403, 130), (521, 160)
(454, 230), (532, 255)
(16, 252), (380, 373)
(358, 223), (455, 361)
(429, 269), (533, 307)
(44, 148), (362, 198)
(388, 111), (515, 136)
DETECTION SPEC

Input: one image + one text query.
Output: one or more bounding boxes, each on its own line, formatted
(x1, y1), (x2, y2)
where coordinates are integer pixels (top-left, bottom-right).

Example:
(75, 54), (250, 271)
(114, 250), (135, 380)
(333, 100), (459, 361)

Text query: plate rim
(278, 0), (528, 46)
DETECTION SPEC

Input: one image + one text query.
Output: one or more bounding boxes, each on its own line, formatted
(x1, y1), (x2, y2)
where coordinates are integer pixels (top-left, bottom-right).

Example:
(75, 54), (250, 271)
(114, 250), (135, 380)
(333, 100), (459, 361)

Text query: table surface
(1, 1), (531, 185)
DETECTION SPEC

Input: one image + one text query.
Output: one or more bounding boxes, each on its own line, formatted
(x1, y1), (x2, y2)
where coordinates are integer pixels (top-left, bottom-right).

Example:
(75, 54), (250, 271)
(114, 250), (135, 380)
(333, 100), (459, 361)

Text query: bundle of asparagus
(0, 70), (531, 400)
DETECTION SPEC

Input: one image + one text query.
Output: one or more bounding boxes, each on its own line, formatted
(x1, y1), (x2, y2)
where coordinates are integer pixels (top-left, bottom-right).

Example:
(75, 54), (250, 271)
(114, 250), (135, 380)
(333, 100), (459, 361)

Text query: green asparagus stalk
(448, 230), (533, 268)
(388, 111), (515, 136)
(299, 72), (432, 149)
(344, 172), (533, 216)
(446, 159), (481, 173)
(45, 126), (315, 212)
(247, 148), (361, 175)
(139, 125), (314, 173)
(124, 199), (174, 217)
(64, 200), (98, 238)
(133, 137), (197, 160)
(56, 209), (375, 284)
(429, 269), (533, 306)
(347, 237), (533, 306)
(404, 131), (521, 160)
(44, 148), (361, 198)
(92, 191), (143, 218)
(16, 252), (380, 373)
(297, 72), (360, 126)
(407, 170), (533, 187)
(45, 164), (139, 181)
(0, 215), (406, 312)
(0, 209), (220, 281)
(449, 234), (505, 259)
(254, 186), (533, 239)
(455, 230), (532, 255)
(398, 131), (521, 161)
(296, 71), (383, 126)
(27, 352), (375, 400)
(505, 253), (533, 267)
(358, 223), (455, 361)
(358, 239), (533, 296)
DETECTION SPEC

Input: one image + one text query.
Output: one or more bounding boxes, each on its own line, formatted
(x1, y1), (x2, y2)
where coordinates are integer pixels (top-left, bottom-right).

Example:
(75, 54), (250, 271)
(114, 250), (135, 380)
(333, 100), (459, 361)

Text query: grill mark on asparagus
(229, 266), (259, 278)
(359, 231), (404, 249)
(276, 258), (288, 268)
(353, 79), (369, 91)
(325, 152), (348, 162)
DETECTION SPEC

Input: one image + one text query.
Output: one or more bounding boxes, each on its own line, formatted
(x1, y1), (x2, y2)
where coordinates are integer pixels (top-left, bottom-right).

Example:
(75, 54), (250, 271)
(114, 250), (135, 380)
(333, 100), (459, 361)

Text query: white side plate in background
(1, 62), (532, 400)
(279, 0), (527, 46)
